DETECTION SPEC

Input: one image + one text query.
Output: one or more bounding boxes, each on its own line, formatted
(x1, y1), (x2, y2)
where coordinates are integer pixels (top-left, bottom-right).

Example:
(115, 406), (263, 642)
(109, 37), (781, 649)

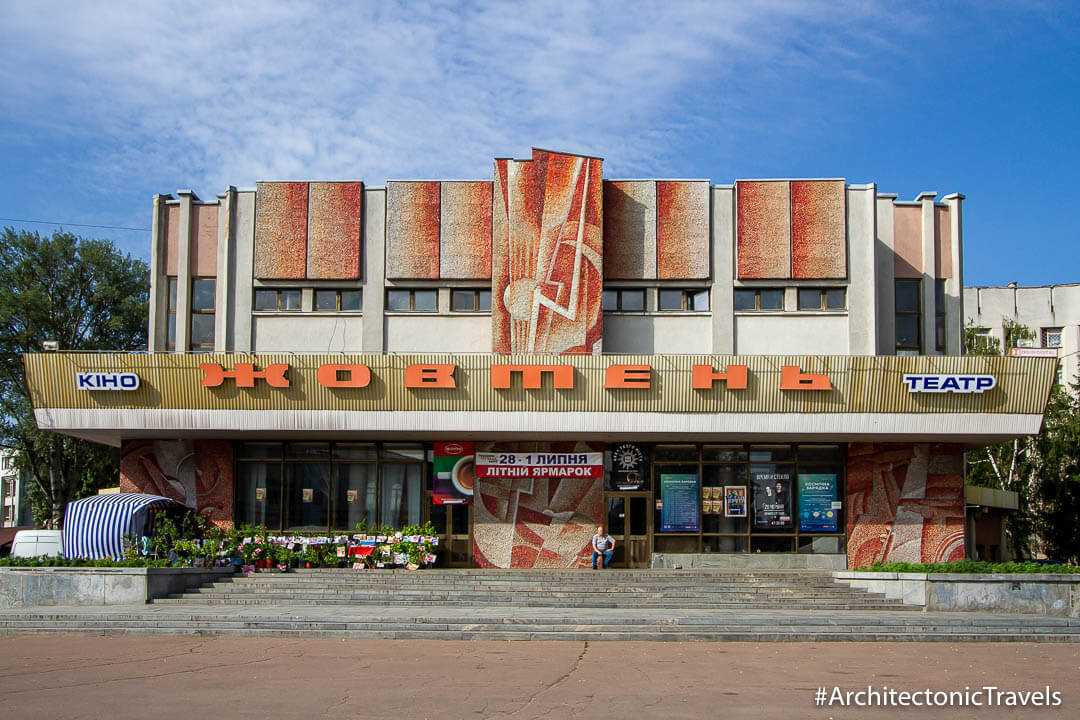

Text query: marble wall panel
(791, 180), (846, 279)
(386, 181), (440, 279)
(307, 182), (363, 280)
(440, 181), (492, 279)
(737, 180), (791, 278)
(254, 182), (308, 279)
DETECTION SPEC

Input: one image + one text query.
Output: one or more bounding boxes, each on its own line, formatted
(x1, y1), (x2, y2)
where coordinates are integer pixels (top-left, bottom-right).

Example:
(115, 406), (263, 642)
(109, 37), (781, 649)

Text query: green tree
(964, 319), (1077, 560)
(0, 228), (148, 526)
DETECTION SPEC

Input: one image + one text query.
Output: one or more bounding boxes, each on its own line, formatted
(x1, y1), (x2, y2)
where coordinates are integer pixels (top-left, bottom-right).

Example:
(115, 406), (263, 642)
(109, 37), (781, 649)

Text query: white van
(10, 530), (63, 559)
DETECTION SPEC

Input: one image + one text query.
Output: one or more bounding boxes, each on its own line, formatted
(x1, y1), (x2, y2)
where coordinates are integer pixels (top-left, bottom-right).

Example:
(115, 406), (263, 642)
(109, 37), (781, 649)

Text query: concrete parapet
(654, 553), (847, 570)
(0, 567), (236, 608)
(833, 571), (1080, 616)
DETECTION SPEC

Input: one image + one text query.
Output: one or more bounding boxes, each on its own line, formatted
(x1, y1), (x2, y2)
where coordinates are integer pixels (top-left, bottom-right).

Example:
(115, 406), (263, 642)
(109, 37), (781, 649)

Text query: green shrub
(856, 559), (1080, 574)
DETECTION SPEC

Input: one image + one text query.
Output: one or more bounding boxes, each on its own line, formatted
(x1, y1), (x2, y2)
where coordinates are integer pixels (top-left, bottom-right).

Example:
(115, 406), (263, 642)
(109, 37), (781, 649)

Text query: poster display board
(433, 442), (475, 504)
(798, 473), (840, 532)
(660, 473), (700, 532)
(751, 467), (792, 529)
(475, 452), (603, 479)
(724, 486), (747, 518)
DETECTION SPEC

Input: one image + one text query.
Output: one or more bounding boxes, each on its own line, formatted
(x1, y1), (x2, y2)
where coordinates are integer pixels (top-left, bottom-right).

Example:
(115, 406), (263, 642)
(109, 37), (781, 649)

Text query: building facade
(965, 283), (1078, 390)
(0, 449), (32, 528)
(25, 148), (1055, 569)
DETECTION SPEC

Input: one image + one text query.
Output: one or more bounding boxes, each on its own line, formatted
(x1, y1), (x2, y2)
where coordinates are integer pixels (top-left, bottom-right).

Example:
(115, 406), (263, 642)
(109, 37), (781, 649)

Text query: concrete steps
(1, 607), (1078, 642)
(156, 568), (909, 611)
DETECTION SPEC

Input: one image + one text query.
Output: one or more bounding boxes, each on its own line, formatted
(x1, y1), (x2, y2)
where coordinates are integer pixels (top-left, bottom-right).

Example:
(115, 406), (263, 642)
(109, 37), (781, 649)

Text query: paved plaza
(1, 636), (1077, 719)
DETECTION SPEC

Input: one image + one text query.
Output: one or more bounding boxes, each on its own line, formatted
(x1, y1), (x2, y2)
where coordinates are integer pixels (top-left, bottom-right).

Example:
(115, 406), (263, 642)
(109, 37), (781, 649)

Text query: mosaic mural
(492, 149), (603, 354)
(846, 443), (965, 568)
(603, 180), (709, 280)
(440, 181), (493, 279)
(119, 439), (234, 529)
(472, 441), (603, 569)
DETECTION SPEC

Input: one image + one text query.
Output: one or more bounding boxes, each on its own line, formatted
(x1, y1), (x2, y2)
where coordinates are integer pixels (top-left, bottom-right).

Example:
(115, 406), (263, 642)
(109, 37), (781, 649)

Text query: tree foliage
(0, 228), (148, 526)
(964, 319), (1080, 562)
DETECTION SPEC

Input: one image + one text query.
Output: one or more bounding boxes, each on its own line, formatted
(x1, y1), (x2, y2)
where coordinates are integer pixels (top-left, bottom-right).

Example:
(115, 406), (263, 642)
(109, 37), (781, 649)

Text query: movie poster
(433, 442), (474, 504)
(798, 473), (839, 532)
(609, 443), (647, 490)
(660, 474), (700, 532)
(724, 486), (747, 518)
(751, 467), (792, 529)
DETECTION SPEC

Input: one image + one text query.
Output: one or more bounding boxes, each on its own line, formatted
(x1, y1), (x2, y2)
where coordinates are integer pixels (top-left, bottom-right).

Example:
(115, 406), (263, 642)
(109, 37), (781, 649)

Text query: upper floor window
(659, 289), (709, 312)
(315, 289), (363, 312)
(450, 289), (491, 312)
(386, 289), (437, 312)
(166, 277), (178, 351)
(935, 280), (947, 352)
(190, 278), (215, 353)
(602, 289), (645, 312)
(1042, 327), (1063, 348)
(254, 289), (301, 312)
(797, 288), (846, 311)
(734, 288), (783, 311)
(895, 279), (921, 354)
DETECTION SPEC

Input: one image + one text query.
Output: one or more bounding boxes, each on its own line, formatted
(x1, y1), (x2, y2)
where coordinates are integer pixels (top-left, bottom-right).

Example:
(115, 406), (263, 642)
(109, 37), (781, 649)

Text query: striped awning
(62, 493), (186, 560)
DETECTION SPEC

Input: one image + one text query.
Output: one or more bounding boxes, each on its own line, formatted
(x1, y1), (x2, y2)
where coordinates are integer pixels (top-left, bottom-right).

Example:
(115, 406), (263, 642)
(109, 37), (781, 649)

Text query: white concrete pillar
(214, 187), (236, 352)
(846, 184), (876, 354)
(710, 185), (734, 354)
(148, 194), (169, 352)
(943, 193), (965, 355)
(363, 188), (387, 353)
(233, 189), (256, 353)
(175, 190), (197, 352)
(918, 191), (938, 354)
(874, 194), (897, 354)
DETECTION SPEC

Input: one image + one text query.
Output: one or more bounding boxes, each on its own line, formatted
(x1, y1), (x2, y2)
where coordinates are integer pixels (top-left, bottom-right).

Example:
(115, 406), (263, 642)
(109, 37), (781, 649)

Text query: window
(314, 289), (363, 312)
(972, 328), (993, 353)
(734, 288), (784, 311)
(386, 289), (438, 312)
(1042, 327), (1062, 348)
(797, 288), (846, 311)
(190, 278), (215, 352)
(254, 289), (301, 311)
(235, 442), (424, 532)
(166, 277), (177, 351)
(450, 289), (491, 312)
(659, 289), (710, 312)
(602, 289), (646, 312)
(895, 279), (921, 354)
(935, 280), (947, 352)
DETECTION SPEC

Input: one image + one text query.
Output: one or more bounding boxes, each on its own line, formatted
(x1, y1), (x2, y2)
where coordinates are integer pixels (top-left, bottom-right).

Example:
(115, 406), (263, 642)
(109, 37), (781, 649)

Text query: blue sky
(0, 1), (1076, 286)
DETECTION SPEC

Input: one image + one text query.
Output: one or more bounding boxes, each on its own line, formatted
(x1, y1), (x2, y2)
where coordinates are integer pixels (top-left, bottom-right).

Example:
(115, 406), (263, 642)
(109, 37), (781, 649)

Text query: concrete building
(965, 283), (1079, 390)
(0, 448), (32, 528)
(24, 148), (1055, 569)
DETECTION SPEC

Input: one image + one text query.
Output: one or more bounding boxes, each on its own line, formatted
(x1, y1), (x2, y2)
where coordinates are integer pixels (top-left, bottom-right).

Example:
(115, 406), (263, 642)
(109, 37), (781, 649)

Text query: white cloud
(0, 0), (910, 198)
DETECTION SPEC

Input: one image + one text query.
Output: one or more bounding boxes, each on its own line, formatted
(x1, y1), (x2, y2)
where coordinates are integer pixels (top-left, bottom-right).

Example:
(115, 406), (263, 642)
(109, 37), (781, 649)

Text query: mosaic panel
(386, 181), (440, 279)
(846, 443), (965, 568)
(602, 180), (656, 279)
(737, 180), (790, 279)
(307, 181), (363, 280)
(119, 439), (235, 529)
(492, 149), (603, 354)
(440, 181), (492, 279)
(472, 441), (603, 568)
(254, 182), (308, 279)
(657, 181), (710, 279)
(791, 180), (846, 279)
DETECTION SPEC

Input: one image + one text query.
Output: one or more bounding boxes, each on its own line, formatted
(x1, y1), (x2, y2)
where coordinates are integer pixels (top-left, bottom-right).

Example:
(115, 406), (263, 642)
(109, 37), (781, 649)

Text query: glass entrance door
(605, 492), (652, 568)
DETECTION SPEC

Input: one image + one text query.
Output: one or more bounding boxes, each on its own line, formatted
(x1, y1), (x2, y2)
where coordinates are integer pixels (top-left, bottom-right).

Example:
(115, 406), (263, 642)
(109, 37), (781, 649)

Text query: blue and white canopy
(62, 493), (188, 560)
